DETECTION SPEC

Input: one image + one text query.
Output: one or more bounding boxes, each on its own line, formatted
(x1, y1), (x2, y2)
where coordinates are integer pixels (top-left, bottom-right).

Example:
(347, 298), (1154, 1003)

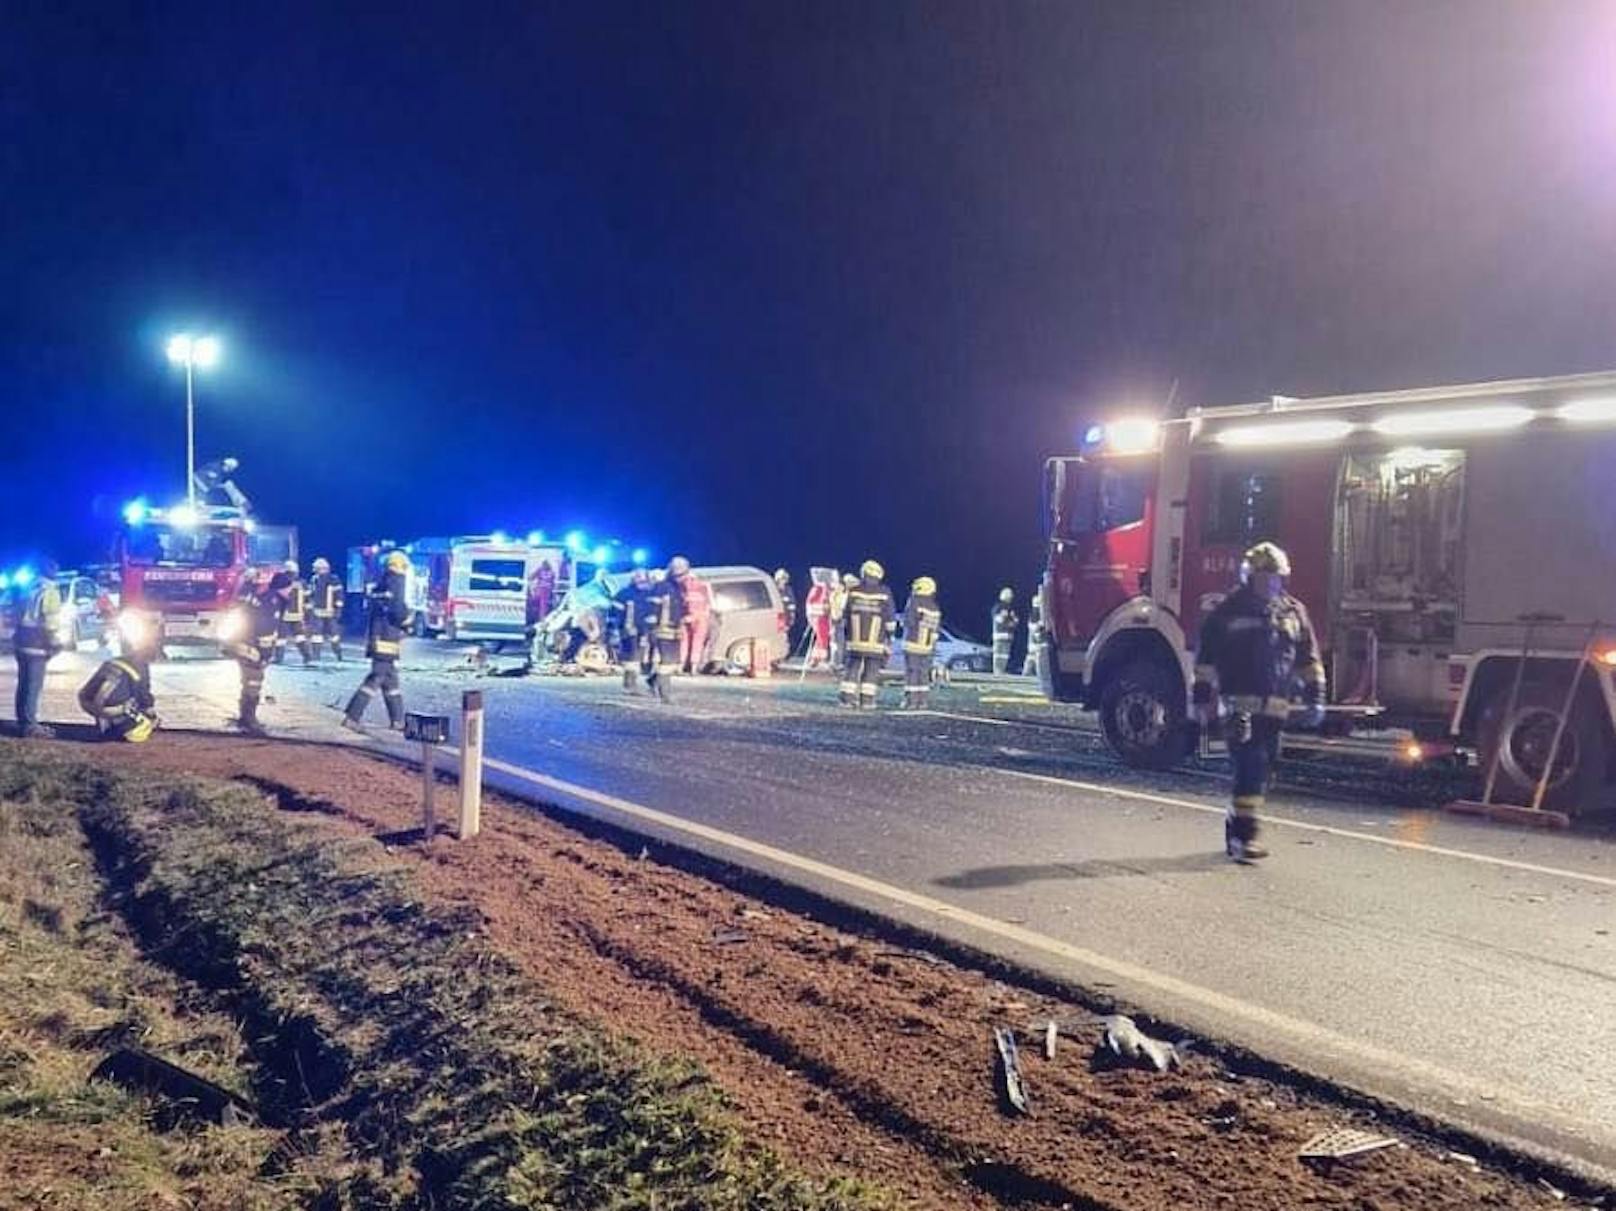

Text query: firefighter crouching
(79, 610), (160, 742)
(642, 560), (687, 702)
(343, 551), (413, 731)
(1192, 542), (1326, 863)
(12, 559), (63, 738)
(991, 587), (1019, 675)
(614, 568), (654, 693)
(276, 560), (313, 665)
(225, 572), (290, 736)
(840, 560), (894, 709)
(900, 576), (941, 709)
(308, 557), (345, 661)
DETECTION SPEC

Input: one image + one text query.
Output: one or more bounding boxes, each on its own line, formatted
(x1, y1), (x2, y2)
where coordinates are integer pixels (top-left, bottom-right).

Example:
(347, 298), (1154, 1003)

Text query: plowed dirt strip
(83, 734), (1588, 1211)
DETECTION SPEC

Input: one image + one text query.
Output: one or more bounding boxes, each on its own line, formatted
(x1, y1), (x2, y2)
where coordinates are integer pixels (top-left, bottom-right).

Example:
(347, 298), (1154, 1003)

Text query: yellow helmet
(998, 586), (1014, 603)
(385, 550), (410, 574)
(1242, 541), (1292, 578)
(911, 576), (936, 596)
(124, 713), (156, 743)
(859, 559), (884, 581)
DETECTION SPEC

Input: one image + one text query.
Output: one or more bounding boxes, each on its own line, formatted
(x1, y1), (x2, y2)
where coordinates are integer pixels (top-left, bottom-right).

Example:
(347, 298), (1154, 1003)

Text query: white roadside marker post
(404, 712), (451, 846)
(459, 690), (484, 839)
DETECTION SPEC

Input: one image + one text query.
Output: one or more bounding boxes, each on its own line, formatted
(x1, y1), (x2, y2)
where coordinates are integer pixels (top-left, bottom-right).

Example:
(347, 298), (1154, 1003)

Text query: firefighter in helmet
(79, 609), (161, 742)
(308, 557), (346, 661)
(773, 568), (797, 643)
(342, 550), (413, 731)
(991, 587), (1019, 675)
(641, 559), (687, 702)
(840, 560), (895, 709)
(900, 576), (941, 709)
(1192, 542), (1326, 863)
(225, 571), (290, 736)
(272, 560), (311, 665)
(613, 568), (655, 693)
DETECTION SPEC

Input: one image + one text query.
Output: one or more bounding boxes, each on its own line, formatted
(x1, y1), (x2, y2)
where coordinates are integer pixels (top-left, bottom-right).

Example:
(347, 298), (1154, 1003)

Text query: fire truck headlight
(117, 611), (152, 649)
(216, 608), (247, 643)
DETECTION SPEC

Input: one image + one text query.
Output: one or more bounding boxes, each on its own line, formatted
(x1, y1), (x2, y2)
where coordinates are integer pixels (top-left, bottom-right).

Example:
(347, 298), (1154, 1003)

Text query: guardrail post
(459, 690), (484, 839)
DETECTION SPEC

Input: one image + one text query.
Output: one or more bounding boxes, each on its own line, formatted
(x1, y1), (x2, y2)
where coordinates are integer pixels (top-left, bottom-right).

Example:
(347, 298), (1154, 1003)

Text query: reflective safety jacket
(844, 579), (896, 655)
(225, 595), (282, 665)
(805, 583), (830, 621)
(991, 604), (1019, 643)
(613, 582), (655, 639)
(645, 578), (685, 642)
(1193, 583), (1326, 719)
(15, 581), (63, 658)
(365, 571), (413, 660)
(309, 573), (345, 618)
(281, 579), (308, 624)
(902, 594), (941, 656)
(679, 575), (713, 622)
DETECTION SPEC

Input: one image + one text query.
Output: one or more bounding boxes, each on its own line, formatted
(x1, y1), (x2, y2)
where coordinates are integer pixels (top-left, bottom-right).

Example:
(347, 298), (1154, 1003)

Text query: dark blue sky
(3, 1), (1614, 619)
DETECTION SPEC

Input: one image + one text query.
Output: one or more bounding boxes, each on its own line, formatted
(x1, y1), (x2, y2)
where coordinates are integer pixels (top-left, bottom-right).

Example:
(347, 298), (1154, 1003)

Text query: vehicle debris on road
(1297, 1127), (1399, 1165)
(1093, 1014), (1182, 1074)
(993, 1025), (1030, 1115)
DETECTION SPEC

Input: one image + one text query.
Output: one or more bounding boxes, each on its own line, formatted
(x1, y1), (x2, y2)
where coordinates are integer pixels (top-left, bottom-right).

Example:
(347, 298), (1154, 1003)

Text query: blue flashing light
(591, 544), (610, 564)
(564, 530), (586, 554)
(490, 529), (510, 545)
(0, 573), (9, 591)
(122, 498), (150, 526)
(526, 530), (545, 546)
(1083, 424), (1104, 445)
(13, 566), (34, 588)
(630, 547), (648, 566)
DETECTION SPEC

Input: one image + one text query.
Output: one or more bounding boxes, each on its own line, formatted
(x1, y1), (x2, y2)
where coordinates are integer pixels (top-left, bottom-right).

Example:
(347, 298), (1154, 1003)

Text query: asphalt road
(10, 642), (1616, 1182)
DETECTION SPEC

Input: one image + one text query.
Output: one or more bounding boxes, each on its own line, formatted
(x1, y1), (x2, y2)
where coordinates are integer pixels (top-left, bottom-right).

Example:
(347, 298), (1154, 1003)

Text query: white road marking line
(988, 766), (1616, 890)
(906, 711), (1616, 890)
(468, 752), (1568, 1128)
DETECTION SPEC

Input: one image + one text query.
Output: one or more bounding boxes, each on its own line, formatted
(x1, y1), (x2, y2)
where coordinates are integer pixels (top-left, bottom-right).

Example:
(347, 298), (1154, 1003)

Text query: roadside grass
(0, 753), (333, 1210)
(0, 744), (889, 1210)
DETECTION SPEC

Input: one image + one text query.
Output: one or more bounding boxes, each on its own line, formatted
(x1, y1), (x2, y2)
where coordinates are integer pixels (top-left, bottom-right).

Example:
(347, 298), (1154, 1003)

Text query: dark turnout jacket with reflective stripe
(1193, 583), (1325, 717)
(366, 571), (412, 659)
(644, 578), (685, 641)
(902, 595), (941, 655)
(844, 580), (896, 654)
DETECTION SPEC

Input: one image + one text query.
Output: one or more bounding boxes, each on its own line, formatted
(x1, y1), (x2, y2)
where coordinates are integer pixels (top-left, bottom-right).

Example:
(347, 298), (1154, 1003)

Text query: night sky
(4, 1), (1614, 629)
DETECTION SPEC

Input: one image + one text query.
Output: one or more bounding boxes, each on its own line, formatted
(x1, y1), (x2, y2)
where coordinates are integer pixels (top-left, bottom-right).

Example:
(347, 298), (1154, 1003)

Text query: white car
(886, 625), (993, 673)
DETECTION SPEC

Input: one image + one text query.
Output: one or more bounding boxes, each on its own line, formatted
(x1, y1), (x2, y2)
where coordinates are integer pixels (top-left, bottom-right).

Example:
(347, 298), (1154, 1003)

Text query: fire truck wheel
(1098, 658), (1190, 771)
(1478, 684), (1609, 815)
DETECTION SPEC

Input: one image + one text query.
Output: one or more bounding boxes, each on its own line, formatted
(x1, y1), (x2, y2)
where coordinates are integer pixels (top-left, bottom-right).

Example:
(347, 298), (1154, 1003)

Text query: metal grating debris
(1299, 1128), (1399, 1161)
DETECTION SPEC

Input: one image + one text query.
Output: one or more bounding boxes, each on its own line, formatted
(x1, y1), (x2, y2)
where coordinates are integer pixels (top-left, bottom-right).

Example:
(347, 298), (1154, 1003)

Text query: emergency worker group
(10, 536), (1324, 864)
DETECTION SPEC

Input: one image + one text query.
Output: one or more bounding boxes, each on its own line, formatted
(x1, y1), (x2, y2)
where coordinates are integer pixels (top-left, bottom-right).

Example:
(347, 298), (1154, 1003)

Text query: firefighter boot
(384, 691), (405, 731)
(238, 699), (267, 738)
(622, 666), (639, 694)
(1225, 807), (1268, 863)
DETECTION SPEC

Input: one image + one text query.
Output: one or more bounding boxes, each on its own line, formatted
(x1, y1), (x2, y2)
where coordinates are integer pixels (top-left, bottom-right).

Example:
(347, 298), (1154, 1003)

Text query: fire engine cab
(1039, 370), (1616, 816)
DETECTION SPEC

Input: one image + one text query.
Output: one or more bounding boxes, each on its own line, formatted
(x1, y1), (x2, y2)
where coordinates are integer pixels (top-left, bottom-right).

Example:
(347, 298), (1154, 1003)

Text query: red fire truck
(117, 502), (297, 647)
(1039, 370), (1616, 815)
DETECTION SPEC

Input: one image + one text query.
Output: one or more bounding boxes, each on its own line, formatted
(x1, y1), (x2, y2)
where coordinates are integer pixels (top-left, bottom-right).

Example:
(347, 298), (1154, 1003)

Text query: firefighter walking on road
(226, 572), (289, 736)
(1192, 542), (1326, 863)
(991, 588), (1019, 675)
(12, 560), (63, 738)
(900, 576), (941, 709)
(643, 561), (687, 702)
(342, 551), (413, 732)
(308, 557), (345, 661)
(839, 560), (895, 709)
(79, 610), (160, 742)
(275, 560), (313, 665)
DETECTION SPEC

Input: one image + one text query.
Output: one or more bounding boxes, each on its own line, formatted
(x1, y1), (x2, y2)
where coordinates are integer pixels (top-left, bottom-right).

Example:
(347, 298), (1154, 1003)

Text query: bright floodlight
(490, 530), (510, 545)
(166, 334), (194, 365)
(1371, 405), (1532, 438)
(526, 530), (545, 545)
(168, 503), (198, 529)
(122, 498), (150, 526)
(192, 335), (222, 369)
(1104, 417), (1162, 454)
(1215, 419), (1355, 448)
